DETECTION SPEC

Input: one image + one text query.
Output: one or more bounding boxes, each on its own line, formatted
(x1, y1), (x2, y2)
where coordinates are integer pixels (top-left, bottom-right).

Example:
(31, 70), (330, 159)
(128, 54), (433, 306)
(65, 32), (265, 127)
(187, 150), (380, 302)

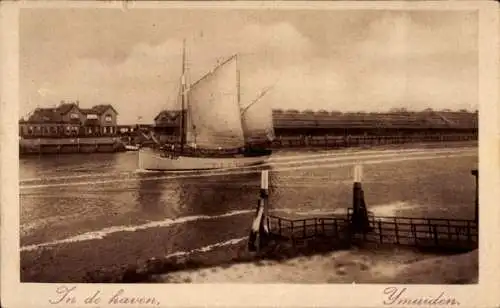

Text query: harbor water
(19, 143), (478, 282)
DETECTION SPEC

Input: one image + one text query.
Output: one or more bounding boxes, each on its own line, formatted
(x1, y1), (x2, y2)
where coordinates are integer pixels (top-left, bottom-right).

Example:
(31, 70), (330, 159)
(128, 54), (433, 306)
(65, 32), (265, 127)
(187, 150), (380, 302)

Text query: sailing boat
(138, 42), (275, 171)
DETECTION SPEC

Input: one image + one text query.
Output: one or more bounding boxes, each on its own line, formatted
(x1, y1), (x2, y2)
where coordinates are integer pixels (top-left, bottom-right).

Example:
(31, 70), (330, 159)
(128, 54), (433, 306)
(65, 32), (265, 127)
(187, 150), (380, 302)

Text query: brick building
(19, 101), (119, 138)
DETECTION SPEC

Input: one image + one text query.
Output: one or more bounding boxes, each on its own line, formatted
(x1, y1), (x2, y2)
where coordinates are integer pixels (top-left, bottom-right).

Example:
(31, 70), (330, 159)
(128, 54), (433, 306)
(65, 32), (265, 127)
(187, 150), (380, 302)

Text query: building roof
(56, 103), (79, 115)
(88, 104), (118, 115)
(272, 109), (478, 129)
(26, 107), (64, 123)
(20, 102), (119, 123)
(154, 110), (182, 121)
(80, 108), (94, 114)
(21, 102), (80, 123)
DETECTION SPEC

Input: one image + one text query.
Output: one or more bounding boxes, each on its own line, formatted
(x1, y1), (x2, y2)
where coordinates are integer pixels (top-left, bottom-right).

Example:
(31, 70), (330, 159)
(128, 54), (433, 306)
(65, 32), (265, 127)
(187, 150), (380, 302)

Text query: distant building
(152, 110), (186, 143)
(153, 110), (184, 135)
(154, 110), (182, 128)
(19, 101), (119, 138)
(80, 104), (119, 135)
(152, 108), (478, 138)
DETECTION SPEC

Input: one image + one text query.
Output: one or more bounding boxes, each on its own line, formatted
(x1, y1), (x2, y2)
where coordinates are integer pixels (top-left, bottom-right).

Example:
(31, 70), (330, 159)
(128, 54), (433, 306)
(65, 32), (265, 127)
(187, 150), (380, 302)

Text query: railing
(267, 215), (350, 242)
(363, 217), (478, 249)
(348, 209), (478, 249)
(267, 211), (478, 251)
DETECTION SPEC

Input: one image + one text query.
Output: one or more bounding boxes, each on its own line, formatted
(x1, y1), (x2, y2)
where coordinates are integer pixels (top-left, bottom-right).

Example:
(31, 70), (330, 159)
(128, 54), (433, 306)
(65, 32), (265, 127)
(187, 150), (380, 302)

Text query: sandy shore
(155, 248), (478, 284)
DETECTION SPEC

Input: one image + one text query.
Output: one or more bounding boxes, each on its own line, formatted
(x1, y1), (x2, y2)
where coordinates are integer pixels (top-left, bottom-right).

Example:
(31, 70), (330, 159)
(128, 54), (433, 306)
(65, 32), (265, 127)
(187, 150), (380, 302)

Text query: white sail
(242, 102), (275, 143)
(241, 85), (275, 144)
(185, 56), (245, 149)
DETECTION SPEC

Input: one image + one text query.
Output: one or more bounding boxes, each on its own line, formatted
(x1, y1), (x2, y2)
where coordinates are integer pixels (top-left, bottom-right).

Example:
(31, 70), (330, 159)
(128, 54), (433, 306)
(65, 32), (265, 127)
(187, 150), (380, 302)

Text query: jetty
(249, 167), (479, 253)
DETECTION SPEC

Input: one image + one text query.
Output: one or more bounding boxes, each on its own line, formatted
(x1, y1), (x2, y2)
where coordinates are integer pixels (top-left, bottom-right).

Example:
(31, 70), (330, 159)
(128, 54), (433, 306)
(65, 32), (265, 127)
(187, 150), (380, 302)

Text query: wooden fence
(266, 210), (478, 252)
(267, 215), (350, 242)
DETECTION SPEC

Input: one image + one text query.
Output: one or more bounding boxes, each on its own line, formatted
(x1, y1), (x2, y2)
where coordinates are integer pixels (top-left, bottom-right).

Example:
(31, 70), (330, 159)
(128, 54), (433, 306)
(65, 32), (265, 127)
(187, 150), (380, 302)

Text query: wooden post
(377, 221), (382, 244)
(248, 170), (270, 252)
(261, 170), (269, 234)
(248, 198), (264, 252)
(411, 220), (417, 245)
(433, 225), (439, 246)
(471, 169), (478, 224)
(394, 217), (399, 244)
(351, 164), (370, 233)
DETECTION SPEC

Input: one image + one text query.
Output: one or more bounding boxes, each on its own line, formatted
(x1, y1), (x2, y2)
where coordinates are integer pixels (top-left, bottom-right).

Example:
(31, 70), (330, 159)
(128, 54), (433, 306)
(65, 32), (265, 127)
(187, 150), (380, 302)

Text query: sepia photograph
(1, 1), (499, 308)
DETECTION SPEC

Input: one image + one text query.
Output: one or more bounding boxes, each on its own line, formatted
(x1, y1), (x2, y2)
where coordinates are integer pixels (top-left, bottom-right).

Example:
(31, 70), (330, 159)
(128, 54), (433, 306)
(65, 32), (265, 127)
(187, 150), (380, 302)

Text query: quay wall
(19, 137), (125, 155)
(19, 132), (477, 156)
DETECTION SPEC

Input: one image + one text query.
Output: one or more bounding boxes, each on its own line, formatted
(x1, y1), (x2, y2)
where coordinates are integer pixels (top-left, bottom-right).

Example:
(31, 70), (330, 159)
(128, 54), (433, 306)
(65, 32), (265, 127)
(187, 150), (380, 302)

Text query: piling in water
(471, 169), (478, 224)
(248, 170), (270, 252)
(350, 165), (371, 233)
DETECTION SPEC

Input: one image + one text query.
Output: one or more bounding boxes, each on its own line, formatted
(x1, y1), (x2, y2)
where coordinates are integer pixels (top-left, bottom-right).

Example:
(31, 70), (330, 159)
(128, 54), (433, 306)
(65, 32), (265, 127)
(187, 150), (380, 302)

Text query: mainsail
(185, 56), (246, 149)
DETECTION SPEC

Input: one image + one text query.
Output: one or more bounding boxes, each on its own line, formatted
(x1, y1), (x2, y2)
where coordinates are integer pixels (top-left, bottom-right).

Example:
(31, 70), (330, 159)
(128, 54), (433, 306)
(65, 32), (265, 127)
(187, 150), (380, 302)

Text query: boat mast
(180, 39), (187, 152)
(236, 54), (241, 106)
(236, 53), (248, 147)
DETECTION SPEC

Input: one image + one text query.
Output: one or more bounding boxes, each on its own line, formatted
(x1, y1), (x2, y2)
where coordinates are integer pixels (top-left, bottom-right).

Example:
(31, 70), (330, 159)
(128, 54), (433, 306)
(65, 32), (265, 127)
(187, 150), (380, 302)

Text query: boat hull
(138, 147), (270, 171)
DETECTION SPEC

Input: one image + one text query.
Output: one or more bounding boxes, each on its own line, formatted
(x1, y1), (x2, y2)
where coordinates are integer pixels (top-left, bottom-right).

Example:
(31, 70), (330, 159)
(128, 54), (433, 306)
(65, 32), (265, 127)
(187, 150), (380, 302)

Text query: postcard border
(2, 1), (499, 308)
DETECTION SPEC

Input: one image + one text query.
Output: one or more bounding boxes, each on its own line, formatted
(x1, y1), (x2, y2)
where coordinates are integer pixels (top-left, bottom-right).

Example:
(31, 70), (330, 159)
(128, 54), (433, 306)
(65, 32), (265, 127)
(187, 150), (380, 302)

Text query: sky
(20, 8), (478, 124)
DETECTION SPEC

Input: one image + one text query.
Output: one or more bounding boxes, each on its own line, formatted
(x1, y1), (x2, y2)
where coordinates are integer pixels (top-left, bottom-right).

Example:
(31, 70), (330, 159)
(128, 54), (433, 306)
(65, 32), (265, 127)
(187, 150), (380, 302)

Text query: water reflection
(19, 152), (130, 180)
(135, 172), (183, 218)
(175, 170), (263, 249)
(134, 168), (266, 218)
(134, 168), (266, 252)
(177, 171), (262, 216)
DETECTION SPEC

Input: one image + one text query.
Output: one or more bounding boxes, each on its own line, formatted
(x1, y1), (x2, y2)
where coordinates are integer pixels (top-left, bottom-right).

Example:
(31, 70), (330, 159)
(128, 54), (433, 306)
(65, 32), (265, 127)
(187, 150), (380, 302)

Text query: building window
(28, 126), (33, 135)
(105, 115), (112, 122)
(70, 113), (79, 119)
(87, 114), (98, 120)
